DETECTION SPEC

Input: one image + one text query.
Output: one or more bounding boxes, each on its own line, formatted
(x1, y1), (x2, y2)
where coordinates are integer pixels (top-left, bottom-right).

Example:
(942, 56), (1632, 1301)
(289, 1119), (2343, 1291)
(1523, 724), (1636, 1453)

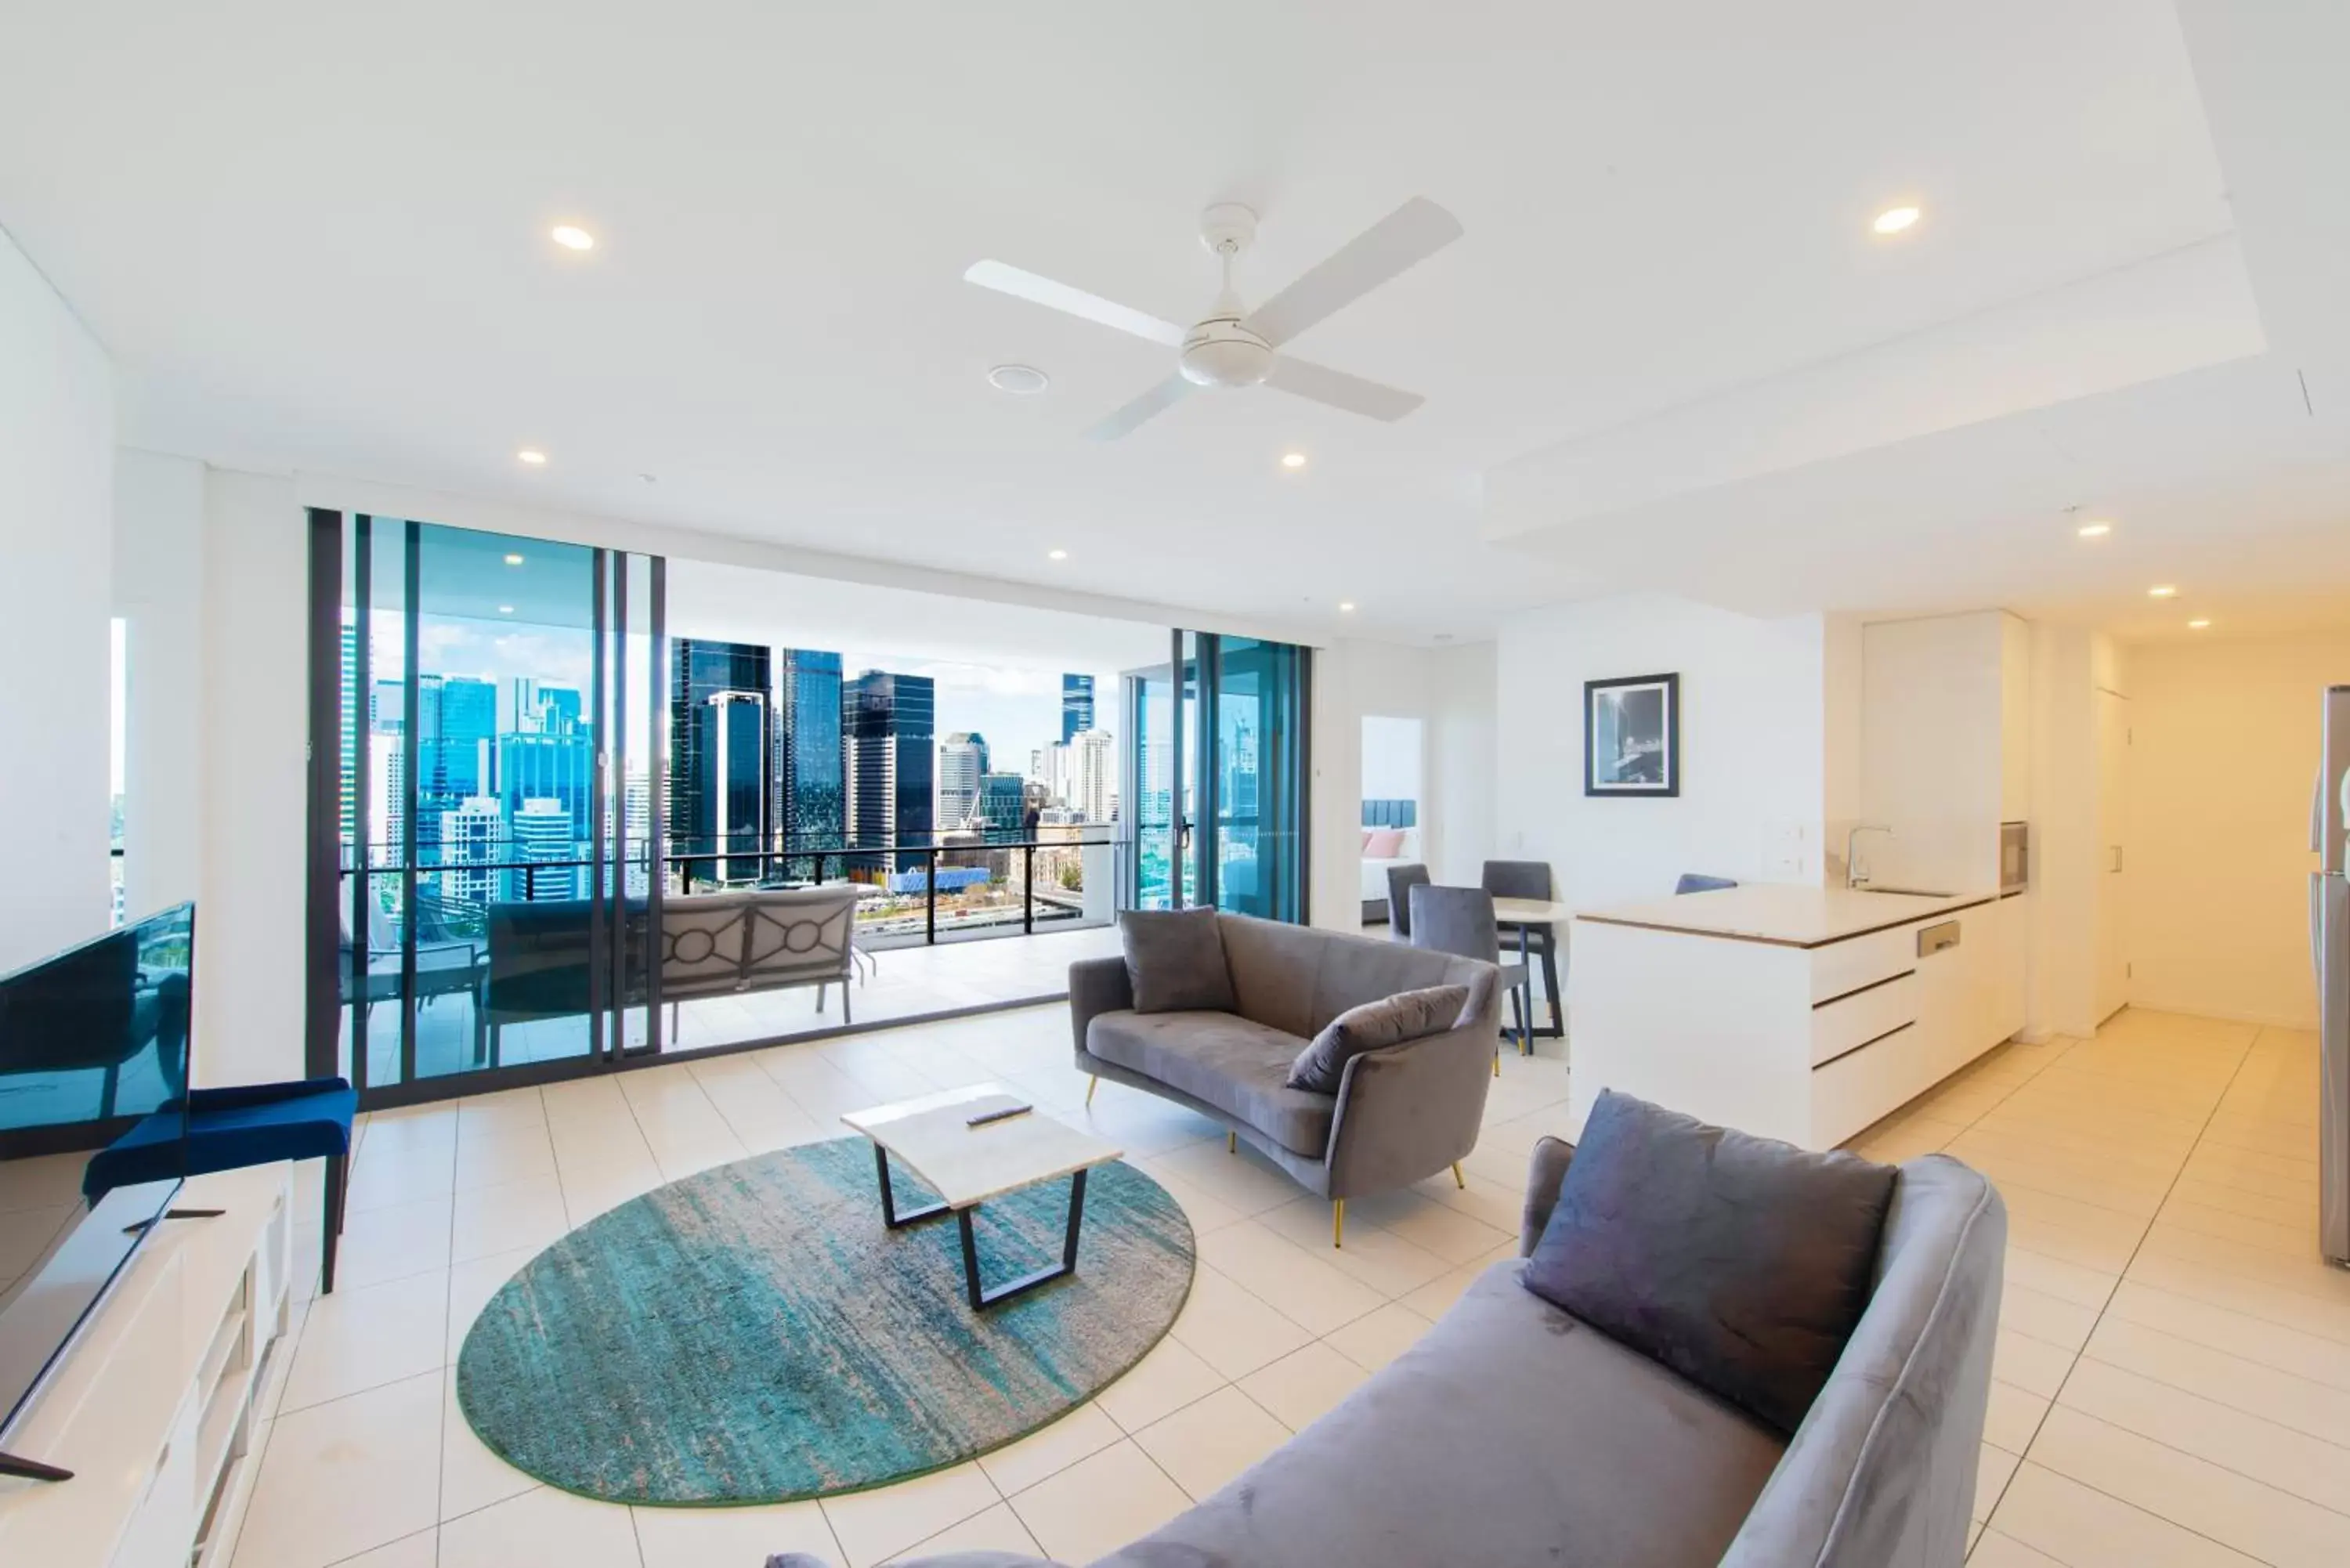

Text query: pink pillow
(1364, 828), (1406, 858)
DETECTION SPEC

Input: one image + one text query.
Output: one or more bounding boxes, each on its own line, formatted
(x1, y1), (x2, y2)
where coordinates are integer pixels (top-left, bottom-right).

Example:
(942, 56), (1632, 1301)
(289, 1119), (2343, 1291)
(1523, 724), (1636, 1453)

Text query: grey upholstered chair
(1410, 884), (1531, 1065)
(1676, 873), (1740, 894)
(1384, 862), (1431, 939)
(1480, 859), (1561, 1038)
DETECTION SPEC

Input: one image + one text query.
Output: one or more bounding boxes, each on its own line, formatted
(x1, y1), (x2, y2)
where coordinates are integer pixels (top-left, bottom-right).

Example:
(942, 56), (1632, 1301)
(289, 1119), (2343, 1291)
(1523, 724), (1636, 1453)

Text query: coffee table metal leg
(875, 1145), (949, 1230)
(956, 1167), (1090, 1310)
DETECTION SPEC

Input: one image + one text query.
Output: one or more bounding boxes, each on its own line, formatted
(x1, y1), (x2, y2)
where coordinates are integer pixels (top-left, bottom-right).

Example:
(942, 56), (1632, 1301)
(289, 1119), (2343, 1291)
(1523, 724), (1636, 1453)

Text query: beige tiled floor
(205, 1004), (2343, 1568)
(1844, 1010), (2346, 1567)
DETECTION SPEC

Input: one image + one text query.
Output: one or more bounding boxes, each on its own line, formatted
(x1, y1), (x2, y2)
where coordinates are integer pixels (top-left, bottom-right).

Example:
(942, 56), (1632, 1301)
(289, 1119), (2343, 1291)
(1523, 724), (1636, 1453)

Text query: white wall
(0, 223), (114, 970)
(1359, 715), (1423, 804)
(2124, 630), (2346, 1028)
(1495, 594), (1834, 909)
(1428, 641), (1498, 885)
(114, 450), (208, 921)
(196, 471), (307, 1085)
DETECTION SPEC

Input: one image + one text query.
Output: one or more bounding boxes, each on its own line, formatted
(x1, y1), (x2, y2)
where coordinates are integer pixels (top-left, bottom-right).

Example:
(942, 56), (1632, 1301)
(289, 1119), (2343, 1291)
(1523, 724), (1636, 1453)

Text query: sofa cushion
(1524, 1090), (1897, 1436)
(1093, 1262), (1785, 1568)
(1086, 1010), (1335, 1157)
(1286, 984), (1470, 1093)
(1116, 908), (1237, 1014)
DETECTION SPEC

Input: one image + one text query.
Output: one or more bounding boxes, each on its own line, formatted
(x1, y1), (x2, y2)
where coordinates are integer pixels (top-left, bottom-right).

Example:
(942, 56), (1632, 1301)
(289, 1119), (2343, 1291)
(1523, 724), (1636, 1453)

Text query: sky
(388, 615), (1115, 782)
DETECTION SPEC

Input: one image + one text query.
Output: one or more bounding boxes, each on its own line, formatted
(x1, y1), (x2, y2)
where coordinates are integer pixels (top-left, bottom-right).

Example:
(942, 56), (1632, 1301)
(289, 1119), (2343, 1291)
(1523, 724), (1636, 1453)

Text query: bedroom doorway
(1361, 714), (1426, 925)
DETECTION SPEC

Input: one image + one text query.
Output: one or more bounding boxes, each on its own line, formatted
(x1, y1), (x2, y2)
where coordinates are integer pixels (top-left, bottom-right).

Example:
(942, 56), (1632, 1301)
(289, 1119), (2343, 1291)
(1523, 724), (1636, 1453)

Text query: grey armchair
(1482, 858), (1562, 1038)
(1408, 883), (1531, 1064)
(1383, 862), (1430, 938)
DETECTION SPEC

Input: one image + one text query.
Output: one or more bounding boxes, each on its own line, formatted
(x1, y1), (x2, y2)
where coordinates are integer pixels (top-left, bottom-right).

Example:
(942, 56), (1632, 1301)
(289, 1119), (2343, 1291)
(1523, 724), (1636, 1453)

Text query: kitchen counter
(1575, 883), (1994, 948)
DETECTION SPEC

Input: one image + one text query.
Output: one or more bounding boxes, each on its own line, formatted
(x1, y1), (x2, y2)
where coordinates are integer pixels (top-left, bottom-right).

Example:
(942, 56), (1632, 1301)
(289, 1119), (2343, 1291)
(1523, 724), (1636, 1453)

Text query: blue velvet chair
(83, 1076), (358, 1292)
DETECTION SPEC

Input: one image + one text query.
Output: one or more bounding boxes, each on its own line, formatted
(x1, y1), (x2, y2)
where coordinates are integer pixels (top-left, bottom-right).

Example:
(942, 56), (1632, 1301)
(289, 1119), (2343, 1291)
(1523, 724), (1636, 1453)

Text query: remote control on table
(966, 1103), (1033, 1127)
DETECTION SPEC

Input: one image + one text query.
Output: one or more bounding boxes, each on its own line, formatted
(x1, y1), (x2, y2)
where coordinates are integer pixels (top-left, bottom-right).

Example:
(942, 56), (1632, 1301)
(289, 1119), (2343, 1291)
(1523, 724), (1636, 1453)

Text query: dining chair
(1480, 860), (1562, 1039)
(1385, 863), (1431, 940)
(1409, 883), (1531, 1068)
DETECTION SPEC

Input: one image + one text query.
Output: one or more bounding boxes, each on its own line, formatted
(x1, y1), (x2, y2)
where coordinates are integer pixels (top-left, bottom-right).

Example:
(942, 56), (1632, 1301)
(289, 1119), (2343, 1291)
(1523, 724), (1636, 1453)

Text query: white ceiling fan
(964, 197), (1463, 440)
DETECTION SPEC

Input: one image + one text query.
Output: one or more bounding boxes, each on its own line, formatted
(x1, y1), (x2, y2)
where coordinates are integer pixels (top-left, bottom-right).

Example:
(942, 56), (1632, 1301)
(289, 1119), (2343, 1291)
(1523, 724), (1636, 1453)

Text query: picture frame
(1584, 673), (1679, 797)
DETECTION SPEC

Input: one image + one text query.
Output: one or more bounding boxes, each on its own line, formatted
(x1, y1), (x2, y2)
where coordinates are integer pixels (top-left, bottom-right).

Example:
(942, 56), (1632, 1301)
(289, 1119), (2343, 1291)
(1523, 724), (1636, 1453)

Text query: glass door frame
(304, 509), (667, 1108)
(1116, 628), (1313, 920)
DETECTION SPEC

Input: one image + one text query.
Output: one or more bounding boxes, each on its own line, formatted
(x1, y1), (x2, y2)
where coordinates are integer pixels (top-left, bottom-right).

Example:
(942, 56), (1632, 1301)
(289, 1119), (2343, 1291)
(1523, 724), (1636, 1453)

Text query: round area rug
(455, 1135), (1195, 1505)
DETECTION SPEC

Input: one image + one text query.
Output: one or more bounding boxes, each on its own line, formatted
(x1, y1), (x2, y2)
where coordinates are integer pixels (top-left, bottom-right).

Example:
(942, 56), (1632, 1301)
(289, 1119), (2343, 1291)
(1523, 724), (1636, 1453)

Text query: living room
(5, 5), (2350, 1568)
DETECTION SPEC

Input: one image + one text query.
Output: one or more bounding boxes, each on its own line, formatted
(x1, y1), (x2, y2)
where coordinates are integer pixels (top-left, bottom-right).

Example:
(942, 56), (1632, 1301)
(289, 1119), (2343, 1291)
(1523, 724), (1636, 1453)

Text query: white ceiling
(2, 0), (2342, 642)
(665, 558), (1169, 674)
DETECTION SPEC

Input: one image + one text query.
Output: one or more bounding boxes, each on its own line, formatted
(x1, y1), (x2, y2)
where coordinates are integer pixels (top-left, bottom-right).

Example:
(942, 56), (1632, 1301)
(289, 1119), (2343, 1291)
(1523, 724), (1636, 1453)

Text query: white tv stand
(0, 1163), (293, 1568)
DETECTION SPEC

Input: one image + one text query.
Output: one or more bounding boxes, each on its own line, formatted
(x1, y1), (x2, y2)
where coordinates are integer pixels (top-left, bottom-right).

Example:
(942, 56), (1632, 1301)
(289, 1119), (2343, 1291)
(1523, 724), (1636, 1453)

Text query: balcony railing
(338, 835), (1119, 951)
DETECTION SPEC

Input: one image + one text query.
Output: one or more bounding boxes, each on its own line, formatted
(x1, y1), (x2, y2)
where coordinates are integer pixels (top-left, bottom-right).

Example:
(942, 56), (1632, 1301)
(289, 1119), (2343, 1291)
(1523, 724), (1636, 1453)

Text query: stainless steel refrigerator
(2317, 684), (2350, 1267)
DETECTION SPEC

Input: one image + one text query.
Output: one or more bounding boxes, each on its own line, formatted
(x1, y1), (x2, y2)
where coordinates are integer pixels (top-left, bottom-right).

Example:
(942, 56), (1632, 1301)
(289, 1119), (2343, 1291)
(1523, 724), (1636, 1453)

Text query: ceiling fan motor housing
(1180, 311), (1274, 388)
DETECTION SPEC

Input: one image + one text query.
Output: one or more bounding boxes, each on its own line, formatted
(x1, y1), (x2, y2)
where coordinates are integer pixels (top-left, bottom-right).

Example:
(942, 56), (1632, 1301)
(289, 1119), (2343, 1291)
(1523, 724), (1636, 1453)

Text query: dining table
(1491, 897), (1572, 1039)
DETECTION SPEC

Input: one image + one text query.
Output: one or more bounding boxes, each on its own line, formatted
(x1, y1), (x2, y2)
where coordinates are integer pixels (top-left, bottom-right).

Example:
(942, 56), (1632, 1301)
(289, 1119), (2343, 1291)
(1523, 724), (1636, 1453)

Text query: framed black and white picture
(1584, 673), (1679, 797)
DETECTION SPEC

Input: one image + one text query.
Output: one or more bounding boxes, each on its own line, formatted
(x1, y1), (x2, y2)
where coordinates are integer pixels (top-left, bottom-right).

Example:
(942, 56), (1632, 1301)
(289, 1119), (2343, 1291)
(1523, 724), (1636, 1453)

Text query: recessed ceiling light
(497, 605), (516, 615)
(1872, 205), (1922, 235)
(516, 449), (548, 466)
(1281, 452), (1307, 470)
(1047, 548), (1068, 561)
(551, 225), (595, 251)
(504, 553), (525, 566)
(987, 364), (1050, 395)
(2187, 618), (2211, 630)
(1337, 601), (1357, 612)
(2076, 521), (2113, 538)
(2149, 584), (2178, 598)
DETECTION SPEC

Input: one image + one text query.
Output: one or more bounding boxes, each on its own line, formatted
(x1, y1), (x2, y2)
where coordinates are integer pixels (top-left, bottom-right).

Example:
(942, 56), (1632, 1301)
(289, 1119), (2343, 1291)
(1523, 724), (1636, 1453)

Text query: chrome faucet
(1846, 824), (1895, 889)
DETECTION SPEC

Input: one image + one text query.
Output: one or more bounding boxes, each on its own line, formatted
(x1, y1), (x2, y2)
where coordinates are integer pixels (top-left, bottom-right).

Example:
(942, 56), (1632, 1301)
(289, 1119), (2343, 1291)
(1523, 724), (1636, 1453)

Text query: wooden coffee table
(841, 1084), (1124, 1310)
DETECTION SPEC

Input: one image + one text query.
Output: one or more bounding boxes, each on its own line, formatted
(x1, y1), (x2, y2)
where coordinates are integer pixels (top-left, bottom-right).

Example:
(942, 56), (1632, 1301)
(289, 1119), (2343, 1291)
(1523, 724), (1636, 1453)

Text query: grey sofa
(1069, 912), (1502, 1238)
(775, 1136), (2005, 1568)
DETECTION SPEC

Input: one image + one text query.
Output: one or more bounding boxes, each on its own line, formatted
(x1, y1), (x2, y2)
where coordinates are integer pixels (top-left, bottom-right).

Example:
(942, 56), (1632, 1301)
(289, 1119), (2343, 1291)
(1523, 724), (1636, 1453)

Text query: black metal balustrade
(338, 835), (1118, 950)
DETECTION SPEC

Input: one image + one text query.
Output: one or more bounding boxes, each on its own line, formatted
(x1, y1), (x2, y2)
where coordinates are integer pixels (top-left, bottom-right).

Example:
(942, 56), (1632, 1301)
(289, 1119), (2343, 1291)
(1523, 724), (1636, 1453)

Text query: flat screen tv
(0, 901), (194, 1450)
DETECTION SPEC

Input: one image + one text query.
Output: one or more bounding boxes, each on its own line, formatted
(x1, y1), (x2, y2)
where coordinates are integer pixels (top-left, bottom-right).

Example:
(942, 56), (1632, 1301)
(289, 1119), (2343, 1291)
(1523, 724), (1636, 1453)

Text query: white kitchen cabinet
(1860, 609), (2032, 896)
(1994, 891), (2030, 1042)
(1572, 888), (2022, 1150)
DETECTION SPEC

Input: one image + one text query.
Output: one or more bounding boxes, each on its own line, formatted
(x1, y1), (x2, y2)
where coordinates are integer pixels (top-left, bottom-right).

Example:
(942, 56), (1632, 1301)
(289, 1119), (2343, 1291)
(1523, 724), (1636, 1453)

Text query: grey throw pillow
(1522, 1090), (1896, 1436)
(1118, 909), (1238, 1014)
(1286, 985), (1470, 1093)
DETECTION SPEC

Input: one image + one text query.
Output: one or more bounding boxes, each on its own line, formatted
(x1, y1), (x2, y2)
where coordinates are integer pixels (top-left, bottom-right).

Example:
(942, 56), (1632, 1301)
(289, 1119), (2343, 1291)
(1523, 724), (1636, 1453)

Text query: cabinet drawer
(1810, 972), (1918, 1067)
(1809, 927), (1916, 1004)
(1811, 1018), (1940, 1147)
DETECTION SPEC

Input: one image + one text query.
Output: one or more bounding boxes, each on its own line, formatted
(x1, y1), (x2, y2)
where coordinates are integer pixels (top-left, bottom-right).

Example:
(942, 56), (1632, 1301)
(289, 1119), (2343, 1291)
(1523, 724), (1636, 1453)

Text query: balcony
(338, 835), (1119, 1091)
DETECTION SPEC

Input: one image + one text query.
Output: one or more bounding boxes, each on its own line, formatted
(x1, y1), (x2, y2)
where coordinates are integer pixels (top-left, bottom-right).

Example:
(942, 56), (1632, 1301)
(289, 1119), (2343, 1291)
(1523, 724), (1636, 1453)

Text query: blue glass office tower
(1061, 673), (1095, 743)
(669, 638), (773, 873)
(844, 671), (935, 873)
(778, 649), (845, 854)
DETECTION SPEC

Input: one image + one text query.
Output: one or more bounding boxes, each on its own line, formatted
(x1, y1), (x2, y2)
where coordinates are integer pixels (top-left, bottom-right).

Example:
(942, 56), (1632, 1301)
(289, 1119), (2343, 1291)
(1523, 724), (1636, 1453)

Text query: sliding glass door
(1123, 630), (1311, 921)
(308, 512), (663, 1101)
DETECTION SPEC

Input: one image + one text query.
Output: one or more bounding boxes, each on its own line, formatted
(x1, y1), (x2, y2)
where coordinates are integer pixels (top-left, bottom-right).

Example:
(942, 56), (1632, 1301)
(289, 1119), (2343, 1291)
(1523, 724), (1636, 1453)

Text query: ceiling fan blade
(1246, 197), (1462, 349)
(964, 260), (1185, 348)
(1264, 356), (1425, 422)
(1085, 376), (1195, 440)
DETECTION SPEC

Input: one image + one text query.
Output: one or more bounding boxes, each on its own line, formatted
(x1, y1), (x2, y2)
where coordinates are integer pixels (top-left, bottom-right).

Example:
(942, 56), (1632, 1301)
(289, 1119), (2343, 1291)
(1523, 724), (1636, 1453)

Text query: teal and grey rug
(454, 1135), (1195, 1505)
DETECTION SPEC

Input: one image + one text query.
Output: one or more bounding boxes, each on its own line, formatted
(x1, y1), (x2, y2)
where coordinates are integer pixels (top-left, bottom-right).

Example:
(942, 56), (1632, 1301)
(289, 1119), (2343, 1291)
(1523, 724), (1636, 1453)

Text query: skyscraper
(939, 732), (989, 826)
(1074, 728), (1115, 823)
(437, 797), (503, 912)
(669, 638), (772, 865)
(844, 671), (934, 873)
(978, 771), (1028, 840)
(497, 730), (594, 833)
(508, 797), (580, 901)
(1061, 673), (1095, 744)
(776, 648), (844, 853)
(689, 691), (768, 885)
